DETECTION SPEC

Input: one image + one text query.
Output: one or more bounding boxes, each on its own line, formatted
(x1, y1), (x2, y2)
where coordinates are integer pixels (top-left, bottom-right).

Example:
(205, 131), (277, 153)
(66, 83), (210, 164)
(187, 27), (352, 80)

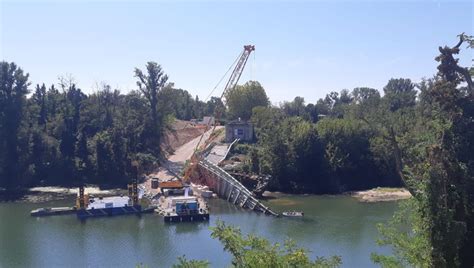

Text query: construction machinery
(183, 45), (255, 182)
(220, 45), (255, 104)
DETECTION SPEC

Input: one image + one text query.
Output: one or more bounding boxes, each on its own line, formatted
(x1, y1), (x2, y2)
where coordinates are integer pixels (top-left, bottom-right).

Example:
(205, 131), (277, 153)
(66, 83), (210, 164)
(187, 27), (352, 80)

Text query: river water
(0, 194), (398, 267)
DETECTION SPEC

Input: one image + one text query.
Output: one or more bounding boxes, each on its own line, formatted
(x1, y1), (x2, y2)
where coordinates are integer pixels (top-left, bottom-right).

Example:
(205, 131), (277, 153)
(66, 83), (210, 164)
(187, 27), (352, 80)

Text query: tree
(134, 62), (169, 155)
(173, 221), (341, 267)
(372, 34), (474, 268)
(351, 87), (380, 106)
(0, 62), (30, 189)
(226, 81), (269, 120)
(32, 83), (47, 126)
(281, 96), (307, 117)
(316, 118), (382, 191)
(135, 62), (168, 126)
(383, 78), (417, 112)
(371, 199), (431, 267)
(435, 33), (473, 91)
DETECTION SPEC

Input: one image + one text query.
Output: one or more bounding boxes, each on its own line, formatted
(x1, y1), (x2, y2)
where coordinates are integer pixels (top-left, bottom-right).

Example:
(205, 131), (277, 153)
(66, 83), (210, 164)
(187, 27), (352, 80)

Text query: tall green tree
(372, 34), (474, 268)
(135, 62), (168, 125)
(0, 62), (30, 189)
(226, 81), (269, 120)
(134, 62), (169, 155)
(32, 83), (47, 127)
(383, 78), (417, 112)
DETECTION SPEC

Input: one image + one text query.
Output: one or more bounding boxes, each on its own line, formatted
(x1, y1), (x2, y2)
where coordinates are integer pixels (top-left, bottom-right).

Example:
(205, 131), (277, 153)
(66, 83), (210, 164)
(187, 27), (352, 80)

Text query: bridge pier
(227, 186), (234, 201)
(233, 190), (241, 205)
(241, 195), (249, 208)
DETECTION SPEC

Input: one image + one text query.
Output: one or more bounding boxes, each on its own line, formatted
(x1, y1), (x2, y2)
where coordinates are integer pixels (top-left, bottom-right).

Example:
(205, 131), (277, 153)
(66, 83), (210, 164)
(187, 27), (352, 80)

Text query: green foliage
(231, 144), (253, 155)
(371, 199), (431, 267)
(316, 118), (383, 191)
(209, 220), (341, 268)
(158, 87), (223, 121)
(226, 80), (269, 120)
(249, 94), (399, 193)
(172, 256), (210, 268)
(0, 61), (178, 188)
(371, 34), (474, 268)
(383, 78), (417, 112)
(0, 62), (30, 189)
(255, 117), (330, 192)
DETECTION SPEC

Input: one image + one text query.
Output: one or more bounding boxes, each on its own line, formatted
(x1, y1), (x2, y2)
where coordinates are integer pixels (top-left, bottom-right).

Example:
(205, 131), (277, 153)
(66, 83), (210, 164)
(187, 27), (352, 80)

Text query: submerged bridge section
(197, 158), (278, 216)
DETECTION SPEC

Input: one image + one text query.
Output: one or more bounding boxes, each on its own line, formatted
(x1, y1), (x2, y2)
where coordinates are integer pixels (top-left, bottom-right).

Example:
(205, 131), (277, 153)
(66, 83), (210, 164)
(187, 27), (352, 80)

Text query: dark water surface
(0, 194), (397, 267)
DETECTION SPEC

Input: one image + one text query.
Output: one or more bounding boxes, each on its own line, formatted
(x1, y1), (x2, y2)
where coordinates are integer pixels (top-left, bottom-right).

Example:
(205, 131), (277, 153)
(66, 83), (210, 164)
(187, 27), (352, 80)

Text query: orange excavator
(182, 45), (255, 183)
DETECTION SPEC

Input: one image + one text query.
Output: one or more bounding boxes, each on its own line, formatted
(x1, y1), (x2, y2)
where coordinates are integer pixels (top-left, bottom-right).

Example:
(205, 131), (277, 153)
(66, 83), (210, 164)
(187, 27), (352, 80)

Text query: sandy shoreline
(3, 186), (411, 204)
(350, 187), (411, 202)
(29, 186), (116, 195)
(262, 187), (411, 203)
(0, 186), (124, 203)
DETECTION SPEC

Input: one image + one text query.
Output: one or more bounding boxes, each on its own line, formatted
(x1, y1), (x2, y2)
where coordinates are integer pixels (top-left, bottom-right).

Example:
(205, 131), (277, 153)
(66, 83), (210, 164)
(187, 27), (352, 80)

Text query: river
(0, 194), (398, 267)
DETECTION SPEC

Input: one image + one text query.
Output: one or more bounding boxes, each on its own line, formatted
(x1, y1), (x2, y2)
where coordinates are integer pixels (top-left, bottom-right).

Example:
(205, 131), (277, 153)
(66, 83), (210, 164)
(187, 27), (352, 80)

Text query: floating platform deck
(164, 213), (210, 223)
(76, 205), (142, 219)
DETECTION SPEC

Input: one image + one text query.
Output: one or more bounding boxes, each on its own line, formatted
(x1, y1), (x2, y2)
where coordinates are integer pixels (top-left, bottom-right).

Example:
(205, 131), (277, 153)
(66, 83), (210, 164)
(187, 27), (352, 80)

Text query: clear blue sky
(1, 0), (472, 104)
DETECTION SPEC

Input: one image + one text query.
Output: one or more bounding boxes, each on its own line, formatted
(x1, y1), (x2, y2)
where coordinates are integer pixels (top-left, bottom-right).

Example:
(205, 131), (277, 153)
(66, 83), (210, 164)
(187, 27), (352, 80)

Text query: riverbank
(2, 185), (410, 204)
(0, 186), (123, 203)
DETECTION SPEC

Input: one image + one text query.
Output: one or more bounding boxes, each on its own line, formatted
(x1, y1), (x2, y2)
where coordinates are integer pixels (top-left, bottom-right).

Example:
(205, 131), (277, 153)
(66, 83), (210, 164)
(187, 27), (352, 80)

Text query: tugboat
(282, 211), (304, 217)
(76, 179), (142, 219)
(159, 186), (210, 223)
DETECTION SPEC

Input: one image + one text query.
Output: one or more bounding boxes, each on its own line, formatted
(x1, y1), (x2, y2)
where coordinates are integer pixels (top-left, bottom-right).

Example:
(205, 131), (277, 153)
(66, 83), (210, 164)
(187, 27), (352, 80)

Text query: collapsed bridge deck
(197, 158), (278, 216)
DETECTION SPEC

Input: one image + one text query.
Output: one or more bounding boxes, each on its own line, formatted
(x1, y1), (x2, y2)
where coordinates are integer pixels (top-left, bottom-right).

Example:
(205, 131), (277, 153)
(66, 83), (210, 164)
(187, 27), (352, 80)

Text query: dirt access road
(143, 126), (223, 194)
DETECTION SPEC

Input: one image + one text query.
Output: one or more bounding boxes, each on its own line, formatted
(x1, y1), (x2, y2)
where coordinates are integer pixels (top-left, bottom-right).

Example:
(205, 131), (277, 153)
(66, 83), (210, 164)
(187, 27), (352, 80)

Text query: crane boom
(183, 45), (255, 182)
(220, 45), (255, 103)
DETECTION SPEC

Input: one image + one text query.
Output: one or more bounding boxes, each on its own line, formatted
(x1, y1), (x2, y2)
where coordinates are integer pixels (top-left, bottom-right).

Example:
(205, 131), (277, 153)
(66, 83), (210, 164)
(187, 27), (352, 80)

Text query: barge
(76, 180), (145, 219)
(30, 206), (76, 217)
(76, 195), (142, 219)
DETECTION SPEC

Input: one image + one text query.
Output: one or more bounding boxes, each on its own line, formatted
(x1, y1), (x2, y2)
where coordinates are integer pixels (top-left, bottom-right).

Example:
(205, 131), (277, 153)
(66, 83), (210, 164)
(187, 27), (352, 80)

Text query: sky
(1, 0), (472, 104)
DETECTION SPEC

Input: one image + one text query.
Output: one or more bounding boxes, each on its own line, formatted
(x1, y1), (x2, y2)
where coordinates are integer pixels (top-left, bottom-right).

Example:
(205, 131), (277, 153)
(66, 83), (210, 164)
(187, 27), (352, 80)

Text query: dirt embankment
(161, 119), (207, 155)
(351, 187), (411, 202)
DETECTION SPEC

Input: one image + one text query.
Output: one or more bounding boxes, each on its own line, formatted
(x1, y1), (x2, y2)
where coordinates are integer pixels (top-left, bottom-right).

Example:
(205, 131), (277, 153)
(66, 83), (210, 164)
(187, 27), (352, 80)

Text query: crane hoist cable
(203, 51), (241, 103)
(196, 45), (255, 149)
(183, 45), (255, 182)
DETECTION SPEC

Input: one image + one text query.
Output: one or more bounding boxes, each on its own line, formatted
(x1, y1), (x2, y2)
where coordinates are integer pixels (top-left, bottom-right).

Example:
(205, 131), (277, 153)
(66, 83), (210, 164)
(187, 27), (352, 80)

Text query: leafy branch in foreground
(173, 220), (341, 268)
(172, 256), (209, 268)
(212, 220), (341, 268)
(371, 33), (474, 267)
(371, 199), (431, 268)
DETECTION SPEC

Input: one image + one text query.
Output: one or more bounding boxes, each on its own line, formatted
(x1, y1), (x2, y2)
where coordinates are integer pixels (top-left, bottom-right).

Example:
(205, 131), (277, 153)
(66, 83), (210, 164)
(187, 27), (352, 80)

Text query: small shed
(225, 119), (254, 143)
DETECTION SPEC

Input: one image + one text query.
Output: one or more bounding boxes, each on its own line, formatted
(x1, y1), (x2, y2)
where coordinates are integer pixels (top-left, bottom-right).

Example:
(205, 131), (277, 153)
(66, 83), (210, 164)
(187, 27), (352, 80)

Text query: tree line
(0, 62), (222, 189)
(226, 79), (411, 193)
